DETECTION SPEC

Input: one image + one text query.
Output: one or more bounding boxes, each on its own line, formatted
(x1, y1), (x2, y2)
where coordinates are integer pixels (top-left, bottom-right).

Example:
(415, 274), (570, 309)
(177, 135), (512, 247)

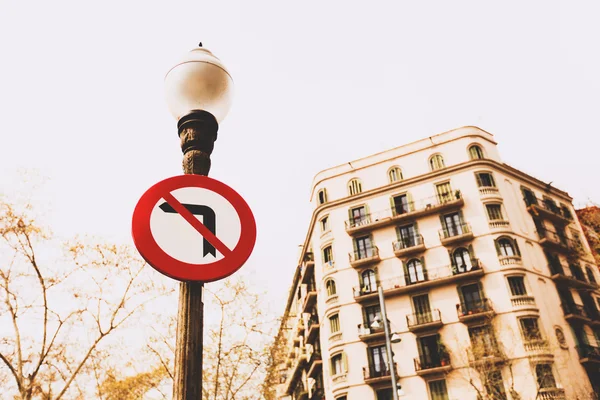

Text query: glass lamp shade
(164, 47), (234, 124)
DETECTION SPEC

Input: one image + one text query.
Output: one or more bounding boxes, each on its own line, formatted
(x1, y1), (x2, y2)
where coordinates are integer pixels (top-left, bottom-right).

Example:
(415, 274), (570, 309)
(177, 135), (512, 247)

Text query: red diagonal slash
(161, 192), (234, 258)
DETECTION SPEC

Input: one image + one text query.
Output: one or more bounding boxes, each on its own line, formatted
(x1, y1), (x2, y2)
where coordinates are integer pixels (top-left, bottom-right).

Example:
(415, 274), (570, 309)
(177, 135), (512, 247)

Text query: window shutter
(395, 226), (401, 241)
(373, 266), (380, 285)
(468, 244), (475, 259)
(406, 192), (415, 211)
(513, 238), (522, 256)
(364, 203), (370, 216)
(413, 223), (421, 239)
(420, 256), (427, 280)
(389, 196), (396, 213)
(352, 238), (358, 254)
(342, 352), (348, 373)
(439, 215), (447, 230)
(494, 238), (502, 256)
(348, 208), (353, 223)
(489, 173), (496, 187)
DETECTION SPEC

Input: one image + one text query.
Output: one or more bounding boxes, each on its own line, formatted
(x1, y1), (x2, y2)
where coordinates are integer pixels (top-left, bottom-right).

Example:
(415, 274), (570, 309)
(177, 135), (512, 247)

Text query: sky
(1, 0), (599, 312)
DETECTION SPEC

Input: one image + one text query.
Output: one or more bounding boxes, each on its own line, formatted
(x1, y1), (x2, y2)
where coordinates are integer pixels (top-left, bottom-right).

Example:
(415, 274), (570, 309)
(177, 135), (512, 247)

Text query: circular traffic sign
(132, 175), (256, 282)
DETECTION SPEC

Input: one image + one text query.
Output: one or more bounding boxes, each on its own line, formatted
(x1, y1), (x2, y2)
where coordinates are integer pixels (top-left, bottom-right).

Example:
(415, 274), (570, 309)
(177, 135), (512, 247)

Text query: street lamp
(376, 286), (400, 400)
(164, 43), (234, 400)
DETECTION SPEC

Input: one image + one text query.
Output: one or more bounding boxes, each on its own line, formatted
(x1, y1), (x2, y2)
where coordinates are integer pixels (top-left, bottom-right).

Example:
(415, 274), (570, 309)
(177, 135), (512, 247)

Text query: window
(320, 216), (329, 232)
(335, 397), (347, 400)
(391, 193), (410, 216)
(507, 276), (527, 296)
(453, 247), (474, 273)
(442, 212), (465, 236)
(330, 353), (346, 376)
(325, 279), (337, 297)
(397, 223), (419, 248)
(535, 364), (557, 388)
(417, 334), (445, 368)
(429, 154), (445, 171)
(317, 188), (327, 204)
(522, 187), (537, 206)
(469, 145), (484, 160)
(460, 283), (484, 313)
(520, 317), (542, 341)
(361, 269), (377, 294)
(486, 204), (504, 221)
(497, 237), (519, 257)
(329, 314), (340, 333)
(412, 294), (433, 324)
(388, 166), (403, 183)
(364, 304), (381, 328)
(368, 345), (388, 375)
(348, 179), (362, 196)
(428, 380), (449, 400)
(406, 258), (426, 284)
(586, 266), (597, 285)
(322, 245), (333, 265)
(475, 172), (496, 187)
(354, 235), (374, 259)
(376, 389), (393, 400)
(435, 182), (453, 203)
(468, 325), (498, 356)
(570, 229), (583, 248)
(349, 205), (367, 225)
(561, 204), (573, 220)
(484, 370), (507, 400)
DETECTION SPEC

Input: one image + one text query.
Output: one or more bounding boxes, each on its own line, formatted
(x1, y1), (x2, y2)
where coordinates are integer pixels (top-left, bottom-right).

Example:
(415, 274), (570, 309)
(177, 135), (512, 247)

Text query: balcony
(284, 347), (308, 395)
(511, 295), (538, 311)
(561, 303), (591, 323)
(302, 285), (317, 313)
(576, 344), (600, 364)
(349, 247), (380, 268)
(439, 223), (473, 246)
(467, 345), (505, 367)
(301, 252), (315, 284)
(306, 315), (320, 343)
(344, 192), (464, 236)
(357, 325), (385, 342)
(479, 186), (502, 200)
(363, 362), (398, 385)
(306, 349), (323, 378)
(457, 298), (495, 323)
(406, 309), (443, 332)
(550, 266), (598, 290)
(308, 376), (324, 400)
(392, 234), (426, 257)
(354, 262), (484, 304)
(524, 339), (552, 356)
(488, 219), (510, 231)
(414, 354), (451, 376)
(538, 388), (567, 400)
(526, 197), (571, 225)
(499, 255), (522, 266)
(537, 230), (573, 253)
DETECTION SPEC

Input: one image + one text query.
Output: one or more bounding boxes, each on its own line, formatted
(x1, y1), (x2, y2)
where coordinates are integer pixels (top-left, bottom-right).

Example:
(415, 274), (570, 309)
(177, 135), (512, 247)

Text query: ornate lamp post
(164, 43), (234, 400)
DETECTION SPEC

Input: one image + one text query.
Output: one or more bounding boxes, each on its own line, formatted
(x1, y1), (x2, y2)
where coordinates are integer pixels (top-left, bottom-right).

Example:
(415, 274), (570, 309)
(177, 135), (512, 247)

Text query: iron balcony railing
(457, 298), (493, 317)
(525, 195), (572, 220)
(349, 246), (379, 263)
(537, 229), (574, 249)
(307, 315), (319, 329)
(406, 309), (442, 328)
(393, 234), (424, 251)
(576, 344), (600, 361)
(450, 258), (481, 275)
(439, 223), (472, 240)
(346, 214), (373, 230)
(561, 303), (588, 318)
(413, 353), (450, 372)
(363, 362), (397, 380)
(353, 283), (379, 297)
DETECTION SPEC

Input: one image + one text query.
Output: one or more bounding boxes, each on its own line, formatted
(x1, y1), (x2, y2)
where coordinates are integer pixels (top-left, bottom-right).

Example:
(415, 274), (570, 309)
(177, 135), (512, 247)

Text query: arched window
(406, 259), (426, 284)
(429, 154), (445, 171)
(469, 145), (484, 160)
(326, 279), (337, 297)
(586, 266), (597, 285)
(348, 179), (362, 196)
(361, 269), (377, 294)
(496, 237), (520, 257)
(388, 166), (403, 183)
(453, 247), (473, 273)
(317, 188), (328, 205)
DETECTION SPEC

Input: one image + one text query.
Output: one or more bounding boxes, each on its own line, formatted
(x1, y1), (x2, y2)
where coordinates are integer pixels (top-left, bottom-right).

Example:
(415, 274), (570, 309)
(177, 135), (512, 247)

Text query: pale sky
(1, 0), (599, 311)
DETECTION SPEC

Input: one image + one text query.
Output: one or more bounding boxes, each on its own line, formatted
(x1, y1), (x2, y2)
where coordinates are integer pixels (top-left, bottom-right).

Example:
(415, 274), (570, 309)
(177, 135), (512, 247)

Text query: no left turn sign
(131, 175), (257, 282)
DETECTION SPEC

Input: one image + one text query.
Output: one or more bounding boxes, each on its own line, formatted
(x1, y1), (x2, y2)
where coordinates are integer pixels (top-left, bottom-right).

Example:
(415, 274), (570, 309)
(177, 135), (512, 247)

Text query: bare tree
(0, 200), (173, 399)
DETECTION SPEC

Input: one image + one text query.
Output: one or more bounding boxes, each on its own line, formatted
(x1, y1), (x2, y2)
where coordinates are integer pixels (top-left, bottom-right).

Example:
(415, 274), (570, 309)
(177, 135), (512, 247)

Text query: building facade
(273, 126), (600, 400)
(576, 206), (600, 267)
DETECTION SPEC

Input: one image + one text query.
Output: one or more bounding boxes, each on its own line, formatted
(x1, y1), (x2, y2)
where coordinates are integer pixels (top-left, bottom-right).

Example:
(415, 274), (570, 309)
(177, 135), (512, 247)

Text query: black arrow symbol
(159, 202), (217, 257)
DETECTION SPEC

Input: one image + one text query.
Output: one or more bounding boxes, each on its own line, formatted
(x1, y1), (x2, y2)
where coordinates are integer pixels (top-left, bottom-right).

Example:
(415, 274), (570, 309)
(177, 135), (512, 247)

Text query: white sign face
(149, 187), (242, 264)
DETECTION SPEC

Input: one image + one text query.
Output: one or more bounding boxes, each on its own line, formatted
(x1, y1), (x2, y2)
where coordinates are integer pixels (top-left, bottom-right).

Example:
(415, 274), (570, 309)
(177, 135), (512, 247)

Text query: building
(576, 206), (600, 267)
(272, 126), (600, 400)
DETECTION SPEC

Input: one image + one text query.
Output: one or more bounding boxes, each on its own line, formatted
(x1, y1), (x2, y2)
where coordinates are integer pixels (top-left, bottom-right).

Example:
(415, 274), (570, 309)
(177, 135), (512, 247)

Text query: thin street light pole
(378, 285), (399, 400)
(173, 111), (219, 399)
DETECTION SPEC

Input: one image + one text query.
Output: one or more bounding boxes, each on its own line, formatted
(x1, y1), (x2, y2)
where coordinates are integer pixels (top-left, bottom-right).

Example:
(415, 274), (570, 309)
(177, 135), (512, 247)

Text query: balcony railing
(348, 247), (380, 267)
(576, 344), (600, 362)
(479, 186), (500, 196)
(499, 255), (522, 266)
(413, 354), (451, 373)
(357, 325), (384, 338)
(457, 298), (494, 320)
(439, 223), (473, 244)
(406, 309), (442, 330)
(561, 303), (589, 319)
(524, 339), (550, 353)
(489, 220), (510, 229)
(548, 262), (565, 276)
(526, 195), (572, 224)
(363, 362), (397, 381)
(392, 234), (425, 256)
(511, 295), (536, 308)
(537, 230), (574, 251)
(538, 388), (566, 400)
